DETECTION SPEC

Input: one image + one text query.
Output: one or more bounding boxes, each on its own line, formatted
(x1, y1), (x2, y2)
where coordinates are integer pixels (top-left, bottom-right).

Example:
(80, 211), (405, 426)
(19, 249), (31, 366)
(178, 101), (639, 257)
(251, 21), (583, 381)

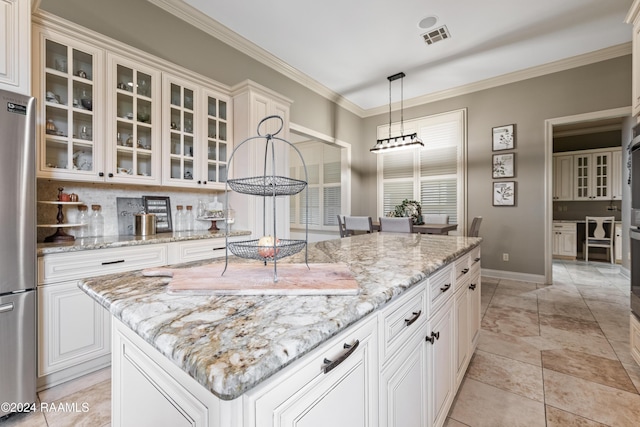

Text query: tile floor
(446, 260), (640, 427)
(2, 260), (638, 426)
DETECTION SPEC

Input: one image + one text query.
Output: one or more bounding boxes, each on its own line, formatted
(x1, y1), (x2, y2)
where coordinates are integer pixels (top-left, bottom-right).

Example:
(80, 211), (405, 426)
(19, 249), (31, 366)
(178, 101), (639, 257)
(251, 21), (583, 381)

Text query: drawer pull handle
(474, 257), (481, 262)
(102, 259), (125, 265)
(440, 283), (451, 293)
(425, 331), (440, 344)
(469, 283), (477, 290)
(322, 340), (360, 374)
(405, 310), (422, 326)
(211, 247), (226, 251)
(461, 268), (469, 274)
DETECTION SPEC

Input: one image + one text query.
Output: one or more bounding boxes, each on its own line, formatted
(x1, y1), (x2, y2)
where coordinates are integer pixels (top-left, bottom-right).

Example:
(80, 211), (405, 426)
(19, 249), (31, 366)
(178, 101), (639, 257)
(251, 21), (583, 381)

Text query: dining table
(371, 222), (458, 235)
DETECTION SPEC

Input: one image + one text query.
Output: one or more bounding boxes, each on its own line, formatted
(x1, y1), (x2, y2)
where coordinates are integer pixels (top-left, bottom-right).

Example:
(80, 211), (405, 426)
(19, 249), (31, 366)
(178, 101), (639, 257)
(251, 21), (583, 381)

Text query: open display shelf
(223, 115), (309, 282)
(38, 187), (84, 243)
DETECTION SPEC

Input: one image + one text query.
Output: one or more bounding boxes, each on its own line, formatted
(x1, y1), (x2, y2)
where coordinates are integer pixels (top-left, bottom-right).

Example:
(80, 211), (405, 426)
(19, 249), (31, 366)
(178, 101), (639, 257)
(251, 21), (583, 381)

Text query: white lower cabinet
(426, 298), (455, 427)
(37, 280), (111, 381)
(37, 244), (168, 389)
(631, 314), (640, 367)
(109, 246), (481, 427)
(247, 316), (378, 427)
(379, 329), (428, 427)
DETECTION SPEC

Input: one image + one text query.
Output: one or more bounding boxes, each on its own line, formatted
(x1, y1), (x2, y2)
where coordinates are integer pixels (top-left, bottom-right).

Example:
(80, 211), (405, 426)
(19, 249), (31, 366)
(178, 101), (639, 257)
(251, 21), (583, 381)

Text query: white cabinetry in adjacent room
(574, 150), (612, 201)
(37, 244), (167, 390)
(0, 0), (30, 94)
(553, 154), (574, 201)
(552, 222), (577, 259)
(626, 1), (640, 117)
(553, 148), (621, 202)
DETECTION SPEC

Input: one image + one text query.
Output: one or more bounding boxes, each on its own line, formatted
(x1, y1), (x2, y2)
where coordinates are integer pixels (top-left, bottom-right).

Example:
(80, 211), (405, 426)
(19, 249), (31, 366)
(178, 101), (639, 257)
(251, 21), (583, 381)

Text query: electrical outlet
(502, 253), (509, 261)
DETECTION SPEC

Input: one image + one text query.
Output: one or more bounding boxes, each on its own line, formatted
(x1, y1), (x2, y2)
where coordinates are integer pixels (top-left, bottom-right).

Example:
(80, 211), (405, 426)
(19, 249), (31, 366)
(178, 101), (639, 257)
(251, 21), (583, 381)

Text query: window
(290, 141), (342, 230)
(377, 109), (466, 228)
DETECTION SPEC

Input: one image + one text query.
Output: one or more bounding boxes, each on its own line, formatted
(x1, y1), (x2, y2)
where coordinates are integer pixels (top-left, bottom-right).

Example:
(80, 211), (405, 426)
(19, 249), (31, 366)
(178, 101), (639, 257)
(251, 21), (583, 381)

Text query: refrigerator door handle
(0, 302), (15, 313)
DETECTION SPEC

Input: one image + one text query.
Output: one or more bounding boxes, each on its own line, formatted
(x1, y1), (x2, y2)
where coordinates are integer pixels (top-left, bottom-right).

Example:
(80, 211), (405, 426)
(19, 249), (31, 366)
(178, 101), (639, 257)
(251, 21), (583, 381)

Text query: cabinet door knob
(322, 340), (360, 374)
(469, 283), (477, 290)
(98, 172), (104, 177)
(404, 310), (422, 326)
(426, 331), (440, 344)
(108, 173), (114, 178)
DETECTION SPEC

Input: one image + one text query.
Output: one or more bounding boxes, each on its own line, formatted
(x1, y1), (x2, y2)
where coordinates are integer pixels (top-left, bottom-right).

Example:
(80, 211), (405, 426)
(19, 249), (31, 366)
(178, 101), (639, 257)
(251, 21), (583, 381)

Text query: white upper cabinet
(32, 26), (104, 181)
(0, 0), (30, 94)
(161, 74), (231, 189)
(626, 0), (640, 117)
(33, 17), (234, 188)
(553, 147), (621, 202)
(107, 54), (162, 185)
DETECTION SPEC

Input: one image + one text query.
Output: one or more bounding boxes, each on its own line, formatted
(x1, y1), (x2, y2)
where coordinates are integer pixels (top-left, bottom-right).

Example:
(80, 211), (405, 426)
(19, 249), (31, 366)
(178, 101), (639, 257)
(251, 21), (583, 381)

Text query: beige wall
(38, 0), (632, 277)
(362, 57), (632, 276)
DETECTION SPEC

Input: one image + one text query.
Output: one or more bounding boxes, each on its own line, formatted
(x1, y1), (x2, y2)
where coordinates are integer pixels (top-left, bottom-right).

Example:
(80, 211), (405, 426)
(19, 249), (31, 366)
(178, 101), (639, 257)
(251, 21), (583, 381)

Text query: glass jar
(89, 204), (104, 237)
(175, 205), (184, 232)
(185, 205), (195, 231)
(76, 204), (89, 238)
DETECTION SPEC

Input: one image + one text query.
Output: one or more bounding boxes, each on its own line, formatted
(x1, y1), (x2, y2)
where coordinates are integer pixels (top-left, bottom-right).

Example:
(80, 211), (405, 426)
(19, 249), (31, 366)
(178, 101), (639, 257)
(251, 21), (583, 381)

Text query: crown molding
(364, 43), (632, 118)
(147, 0), (366, 117)
(111, 1), (633, 120)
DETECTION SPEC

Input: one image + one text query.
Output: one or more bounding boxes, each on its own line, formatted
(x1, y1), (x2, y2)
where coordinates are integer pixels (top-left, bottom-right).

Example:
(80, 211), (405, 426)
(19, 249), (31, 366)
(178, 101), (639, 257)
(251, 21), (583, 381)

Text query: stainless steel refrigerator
(0, 89), (36, 418)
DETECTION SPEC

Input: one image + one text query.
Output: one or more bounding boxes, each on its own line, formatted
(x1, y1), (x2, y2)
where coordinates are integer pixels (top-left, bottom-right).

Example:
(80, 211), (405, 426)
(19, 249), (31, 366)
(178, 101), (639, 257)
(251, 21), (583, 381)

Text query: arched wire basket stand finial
(222, 115), (309, 282)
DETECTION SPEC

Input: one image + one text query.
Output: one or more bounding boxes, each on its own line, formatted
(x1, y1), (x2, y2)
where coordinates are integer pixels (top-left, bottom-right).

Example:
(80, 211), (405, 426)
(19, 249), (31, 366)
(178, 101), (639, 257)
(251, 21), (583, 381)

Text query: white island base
(109, 245), (481, 427)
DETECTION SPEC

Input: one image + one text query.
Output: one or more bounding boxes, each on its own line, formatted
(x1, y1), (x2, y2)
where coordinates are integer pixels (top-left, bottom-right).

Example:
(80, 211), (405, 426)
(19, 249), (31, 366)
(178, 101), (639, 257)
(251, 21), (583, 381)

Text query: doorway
(544, 107), (632, 284)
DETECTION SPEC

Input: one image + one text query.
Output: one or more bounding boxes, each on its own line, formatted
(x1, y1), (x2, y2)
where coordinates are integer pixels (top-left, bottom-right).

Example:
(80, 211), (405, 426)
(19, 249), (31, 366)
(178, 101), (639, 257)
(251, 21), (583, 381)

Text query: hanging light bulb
(370, 72), (424, 154)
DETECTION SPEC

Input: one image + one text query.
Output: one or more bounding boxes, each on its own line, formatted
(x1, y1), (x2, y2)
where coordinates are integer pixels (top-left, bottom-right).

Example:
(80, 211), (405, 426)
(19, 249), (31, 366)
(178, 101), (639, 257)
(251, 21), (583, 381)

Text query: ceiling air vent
(422, 26), (451, 45)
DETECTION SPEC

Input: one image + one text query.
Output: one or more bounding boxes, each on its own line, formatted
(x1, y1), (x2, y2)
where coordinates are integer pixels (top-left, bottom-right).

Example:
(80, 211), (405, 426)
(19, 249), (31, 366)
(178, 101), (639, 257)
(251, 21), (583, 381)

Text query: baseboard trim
(481, 268), (546, 284)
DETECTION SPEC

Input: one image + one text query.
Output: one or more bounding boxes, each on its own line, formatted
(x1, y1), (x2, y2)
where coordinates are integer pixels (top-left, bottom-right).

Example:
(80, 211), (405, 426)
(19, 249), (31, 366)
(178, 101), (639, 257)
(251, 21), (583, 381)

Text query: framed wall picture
(492, 153), (515, 178)
(492, 124), (515, 151)
(143, 196), (172, 232)
(493, 181), (516, 206)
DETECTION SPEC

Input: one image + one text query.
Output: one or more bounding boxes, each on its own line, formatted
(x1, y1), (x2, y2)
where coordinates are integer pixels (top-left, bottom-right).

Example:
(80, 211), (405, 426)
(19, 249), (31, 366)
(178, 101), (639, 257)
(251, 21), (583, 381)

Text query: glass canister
(89, 204), (104, 237)
(76, 204), (89, 238)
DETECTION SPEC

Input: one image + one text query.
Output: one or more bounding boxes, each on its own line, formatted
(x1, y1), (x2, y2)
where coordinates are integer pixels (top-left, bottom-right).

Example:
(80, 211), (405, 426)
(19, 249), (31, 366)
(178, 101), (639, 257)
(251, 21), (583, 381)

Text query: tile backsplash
(37, 180), (227, 242)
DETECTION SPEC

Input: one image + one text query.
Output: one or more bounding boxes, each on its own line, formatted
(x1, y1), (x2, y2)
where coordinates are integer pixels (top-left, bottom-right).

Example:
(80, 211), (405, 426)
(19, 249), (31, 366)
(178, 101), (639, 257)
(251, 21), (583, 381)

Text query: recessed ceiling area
(169, 0), (632, 112)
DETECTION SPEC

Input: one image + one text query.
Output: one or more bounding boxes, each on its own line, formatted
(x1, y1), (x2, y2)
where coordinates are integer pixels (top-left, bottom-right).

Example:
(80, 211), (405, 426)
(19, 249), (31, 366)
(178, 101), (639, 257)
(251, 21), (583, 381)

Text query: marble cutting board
(143, 262), (360, 295)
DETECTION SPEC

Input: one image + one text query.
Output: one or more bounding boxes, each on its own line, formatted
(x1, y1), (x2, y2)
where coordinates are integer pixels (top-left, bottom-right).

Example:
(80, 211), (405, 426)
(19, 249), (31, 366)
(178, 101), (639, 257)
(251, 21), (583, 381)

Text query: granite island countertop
(37, 229), (251, 256)
(79, 233), (481, 400)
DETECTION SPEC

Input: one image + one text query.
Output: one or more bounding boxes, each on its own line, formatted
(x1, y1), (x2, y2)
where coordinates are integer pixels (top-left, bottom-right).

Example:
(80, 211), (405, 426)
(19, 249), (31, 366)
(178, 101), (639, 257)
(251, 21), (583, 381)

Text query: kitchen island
(80, 233), (482, 427)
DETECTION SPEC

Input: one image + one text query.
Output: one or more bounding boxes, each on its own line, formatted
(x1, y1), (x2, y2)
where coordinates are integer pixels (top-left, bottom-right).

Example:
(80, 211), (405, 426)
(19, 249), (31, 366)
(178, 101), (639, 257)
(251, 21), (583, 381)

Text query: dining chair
(423, 213), (449, 224)
(378, 217), (413, 233)
(343, 216), (374, 235)
(584, 216), (615, 263)
(469, 216), (483, 237)
(336, 215), (347, 238)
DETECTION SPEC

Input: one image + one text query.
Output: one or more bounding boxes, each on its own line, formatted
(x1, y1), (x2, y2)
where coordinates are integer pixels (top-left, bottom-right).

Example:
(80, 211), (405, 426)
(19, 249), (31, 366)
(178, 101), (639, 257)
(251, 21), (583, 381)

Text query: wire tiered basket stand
(222, 115), (309, 282)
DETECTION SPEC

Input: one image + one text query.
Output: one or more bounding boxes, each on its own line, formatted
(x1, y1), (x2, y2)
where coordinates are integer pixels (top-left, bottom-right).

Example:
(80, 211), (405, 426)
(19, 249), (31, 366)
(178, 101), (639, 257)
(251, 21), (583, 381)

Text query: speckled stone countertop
(79, 233), (481, 400)
(37, 229), (251, 256)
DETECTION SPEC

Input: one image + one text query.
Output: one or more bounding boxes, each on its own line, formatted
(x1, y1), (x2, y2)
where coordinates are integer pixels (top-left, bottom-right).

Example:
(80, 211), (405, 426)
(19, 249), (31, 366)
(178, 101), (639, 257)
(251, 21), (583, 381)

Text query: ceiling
(162, 0), (632, 114)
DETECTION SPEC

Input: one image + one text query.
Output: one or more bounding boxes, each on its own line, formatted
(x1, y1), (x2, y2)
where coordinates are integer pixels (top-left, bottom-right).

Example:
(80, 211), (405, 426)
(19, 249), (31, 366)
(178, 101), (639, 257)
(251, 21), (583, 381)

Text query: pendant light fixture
(370, 72), (424, 154)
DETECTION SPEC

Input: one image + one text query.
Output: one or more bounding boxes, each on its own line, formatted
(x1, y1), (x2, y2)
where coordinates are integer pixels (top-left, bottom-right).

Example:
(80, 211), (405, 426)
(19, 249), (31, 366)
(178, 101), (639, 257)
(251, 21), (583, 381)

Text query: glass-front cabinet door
(204, 89), (230, 187)
(161, 75), (231, 188)
(33, 28), (104, 181)
(106, 54), (161, 184)
(162, 75), (198, 187)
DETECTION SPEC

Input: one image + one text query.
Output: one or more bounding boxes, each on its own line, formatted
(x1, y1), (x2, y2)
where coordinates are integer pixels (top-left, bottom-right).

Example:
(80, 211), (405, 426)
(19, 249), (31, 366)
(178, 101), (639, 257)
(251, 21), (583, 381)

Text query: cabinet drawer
(38, 245), (167, 285)
(379, 282), (427, 363)
(469, 246), (481, 267)
(552, 222), (576, 232)
(428, 265), (454, 315)
(454, 253), (470, 292)
(167, 238), (228, 264)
